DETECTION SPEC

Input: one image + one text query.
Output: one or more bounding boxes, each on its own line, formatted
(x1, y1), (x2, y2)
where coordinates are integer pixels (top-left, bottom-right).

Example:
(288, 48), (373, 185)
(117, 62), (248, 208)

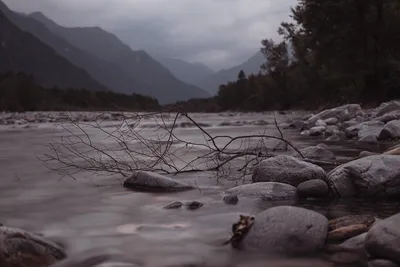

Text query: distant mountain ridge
(0, 6), (108, 92)
(28, 11), (210, 104)
(198, 51), (265, 95)
(153, 55), (215, 87)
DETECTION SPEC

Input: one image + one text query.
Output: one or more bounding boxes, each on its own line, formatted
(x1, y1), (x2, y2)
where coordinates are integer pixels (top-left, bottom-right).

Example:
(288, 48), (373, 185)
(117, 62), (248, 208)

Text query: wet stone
(163, 201), (183, 209)
(223, 194), (238, 205)
(185, 201), (203, 210)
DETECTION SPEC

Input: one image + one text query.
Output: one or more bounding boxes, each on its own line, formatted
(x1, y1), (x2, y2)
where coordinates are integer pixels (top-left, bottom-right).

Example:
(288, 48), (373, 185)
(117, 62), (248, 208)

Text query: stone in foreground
(0, 225), (67, 267)
(224, 182), (297, 201)
(327, 224), (369, 242)
(297, 179), (329, 199)
(365, 212), (400, 265)
(123, 171), (193, 192)
(328, 214), (376, 231)
(252, 155), (327, 187)
(241, 206), (328, 255)
(327, 155), (400, 198)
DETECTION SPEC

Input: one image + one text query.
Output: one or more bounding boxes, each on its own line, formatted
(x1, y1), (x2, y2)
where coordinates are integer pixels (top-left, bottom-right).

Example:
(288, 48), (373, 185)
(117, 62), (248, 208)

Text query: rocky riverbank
(1, 101), (400, 267)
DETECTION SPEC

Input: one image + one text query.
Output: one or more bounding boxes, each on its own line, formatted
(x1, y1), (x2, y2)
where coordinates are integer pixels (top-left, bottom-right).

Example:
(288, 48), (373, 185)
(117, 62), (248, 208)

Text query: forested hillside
(216, 0), (400, 111)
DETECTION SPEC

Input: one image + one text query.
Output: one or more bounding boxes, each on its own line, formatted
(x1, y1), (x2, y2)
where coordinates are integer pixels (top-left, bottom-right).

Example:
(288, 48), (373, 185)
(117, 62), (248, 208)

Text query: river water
(0, 112), (399, 267)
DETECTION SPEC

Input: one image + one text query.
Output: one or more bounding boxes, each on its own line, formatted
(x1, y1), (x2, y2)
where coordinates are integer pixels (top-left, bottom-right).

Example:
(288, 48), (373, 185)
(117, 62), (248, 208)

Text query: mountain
(198, 51), (265, 95)
(0, 8), (107, 92)
(153, 55), (215, 87)
(28, 11), (210, 104)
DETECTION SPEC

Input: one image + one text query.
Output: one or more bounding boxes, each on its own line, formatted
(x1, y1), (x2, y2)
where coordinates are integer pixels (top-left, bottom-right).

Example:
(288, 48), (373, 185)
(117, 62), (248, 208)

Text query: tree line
(0, 72), (160, 112)
(216, 0), (400, 111)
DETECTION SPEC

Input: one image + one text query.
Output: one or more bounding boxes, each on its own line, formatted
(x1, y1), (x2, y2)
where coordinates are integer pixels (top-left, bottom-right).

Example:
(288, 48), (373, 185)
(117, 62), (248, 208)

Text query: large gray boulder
(365, 212), (400, 265)
(123, 171), (193, 192)
(345, 121), (384, 139)
(224, 182), (297, 201)
(241, 206), (328, 255)
(307, 104), (363, 126)
(252, 155), (327, 187)
(0, 225), (67, 267)
(327, 155), (400, 198)
(378, 120), (400, 141)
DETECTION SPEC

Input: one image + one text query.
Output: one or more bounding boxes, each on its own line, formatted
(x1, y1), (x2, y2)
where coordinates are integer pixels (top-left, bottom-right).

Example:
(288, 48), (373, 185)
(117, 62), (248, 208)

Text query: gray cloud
(3, 0), (296, 70)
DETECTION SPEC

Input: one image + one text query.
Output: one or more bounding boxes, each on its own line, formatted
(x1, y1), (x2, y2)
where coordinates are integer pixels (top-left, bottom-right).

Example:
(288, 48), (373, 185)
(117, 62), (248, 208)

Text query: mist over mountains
(0, 0), (266, 103)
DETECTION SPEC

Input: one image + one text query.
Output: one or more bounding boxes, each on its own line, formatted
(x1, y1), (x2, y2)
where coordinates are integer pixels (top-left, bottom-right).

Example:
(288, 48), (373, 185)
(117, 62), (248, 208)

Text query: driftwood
(39, 106), (342, 183)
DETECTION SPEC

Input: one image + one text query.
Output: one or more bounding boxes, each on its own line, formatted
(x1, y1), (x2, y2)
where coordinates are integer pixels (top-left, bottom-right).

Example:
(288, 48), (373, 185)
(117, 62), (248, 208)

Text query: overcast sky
(3, 0), (296, 70)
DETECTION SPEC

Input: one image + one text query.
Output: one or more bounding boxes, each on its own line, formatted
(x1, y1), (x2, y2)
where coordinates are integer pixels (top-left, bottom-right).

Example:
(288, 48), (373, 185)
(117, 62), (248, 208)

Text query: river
(0, 111), (399, 267)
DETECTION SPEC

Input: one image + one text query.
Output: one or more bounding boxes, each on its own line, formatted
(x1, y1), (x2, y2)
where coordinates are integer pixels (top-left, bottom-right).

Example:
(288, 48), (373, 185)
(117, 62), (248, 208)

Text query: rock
(383, 145), (400, 155)
(369, 259), (399, 267)
(310, 126), (326, 136)
(328, 215), (376, 230)
(224, 182), (297, 201)
(295, 145), (336, 161)
(252, 155), (327, 186)
(358, 135), (379, 144)
(49, 251), (112, 267)
(123, 171), (193, 192)
(376, 110), (400, 123)
(307, 104), (363, 126)
(340, 232), (367, 249)
(378, 120), (400, 141)
(327, 155), (400, 198)
(359, 151), (380, 158)
(185, 201), (203, 210)
(325, 133), (343, 142)
(301, 130), (311, 136)
(324, 125), (341, 137)
(223, 194), (238, 205)
(241, 206), (328, 255)
(365, 212), (400, 265)
(315, 119), (328, 127)
(325, 118), (339, 125)
(358, 121), (385, 139)
(345, 121), (384, 139)
(327, 224), (369, 242)
(163, 201), (183, 209)
(376, 101), (400, 117)
(297, 179), (329, 198)
(0, 225), (67, 267)
(289, 120), (306, 130)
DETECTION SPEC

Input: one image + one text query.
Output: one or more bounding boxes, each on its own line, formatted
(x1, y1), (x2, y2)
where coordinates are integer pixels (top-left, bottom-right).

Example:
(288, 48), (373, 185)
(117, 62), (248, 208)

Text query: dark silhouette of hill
(0, 8), (107, 92)
(28, 11), (210, 104)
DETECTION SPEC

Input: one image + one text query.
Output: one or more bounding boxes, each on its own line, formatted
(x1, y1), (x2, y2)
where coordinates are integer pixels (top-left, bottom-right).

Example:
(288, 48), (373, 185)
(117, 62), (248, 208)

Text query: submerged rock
(0, 225), (67, 267)
(224, 182), (297, 201)
(185, 201), (203, 210)
(123, 171), (193, 192)
(327, 155), (400, 198)
(365, 212), (400, 265)
(241, 206), (328, 255)
(163, 201), (183, 209)
(297, 179), (329, 199)
(309, 126), (326, 136)
(294, 145), (336, 161)
(223, 194), (238, 205)
(252, 155), (327, 187)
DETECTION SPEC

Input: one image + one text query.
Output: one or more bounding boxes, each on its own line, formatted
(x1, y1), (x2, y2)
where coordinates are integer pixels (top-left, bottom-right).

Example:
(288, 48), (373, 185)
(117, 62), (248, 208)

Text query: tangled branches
(40, 107), (309, 183)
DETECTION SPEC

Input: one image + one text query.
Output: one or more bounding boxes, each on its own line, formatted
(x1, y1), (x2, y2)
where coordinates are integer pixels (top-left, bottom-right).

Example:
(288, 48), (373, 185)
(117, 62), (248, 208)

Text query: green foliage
(216, 0), (400, 111)
(0, 72), (160, 112)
